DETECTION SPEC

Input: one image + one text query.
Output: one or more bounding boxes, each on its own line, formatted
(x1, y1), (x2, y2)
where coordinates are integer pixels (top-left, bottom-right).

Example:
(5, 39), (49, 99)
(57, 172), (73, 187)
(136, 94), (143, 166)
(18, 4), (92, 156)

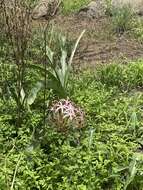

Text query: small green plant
(112, 6), (134, 34)
(29, 29), (85, 98)
(62, 0), (90, 14)
(45, 31), (85, 97)
(131, 17), (143, 41)
(96, 61), (143, 90)
(105, 0), (112, 16)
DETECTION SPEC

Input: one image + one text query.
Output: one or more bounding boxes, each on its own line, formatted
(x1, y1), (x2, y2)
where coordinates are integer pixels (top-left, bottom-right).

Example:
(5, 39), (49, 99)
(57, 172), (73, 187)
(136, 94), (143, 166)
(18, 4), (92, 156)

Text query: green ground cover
(1, 60), (143, 189)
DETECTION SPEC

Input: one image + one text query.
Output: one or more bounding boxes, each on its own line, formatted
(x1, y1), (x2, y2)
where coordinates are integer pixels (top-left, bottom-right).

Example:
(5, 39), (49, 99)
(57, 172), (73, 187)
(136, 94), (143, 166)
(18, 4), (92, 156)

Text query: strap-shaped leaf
(27, 81), (44, 105)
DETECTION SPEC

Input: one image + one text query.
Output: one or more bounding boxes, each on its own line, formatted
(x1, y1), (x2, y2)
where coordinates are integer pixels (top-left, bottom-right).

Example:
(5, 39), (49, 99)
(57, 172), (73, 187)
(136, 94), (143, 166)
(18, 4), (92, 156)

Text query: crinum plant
(28, 29), (85, 98)
(46, 29), (85, 98)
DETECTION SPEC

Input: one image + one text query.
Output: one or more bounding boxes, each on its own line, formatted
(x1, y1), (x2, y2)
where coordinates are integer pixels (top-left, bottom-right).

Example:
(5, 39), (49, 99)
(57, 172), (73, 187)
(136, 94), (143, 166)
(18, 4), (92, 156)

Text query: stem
(43, 23), (49, 127)
(10, 154), (22, 190)
(17, 65), (21, 128)
(4, 142), (16, 190)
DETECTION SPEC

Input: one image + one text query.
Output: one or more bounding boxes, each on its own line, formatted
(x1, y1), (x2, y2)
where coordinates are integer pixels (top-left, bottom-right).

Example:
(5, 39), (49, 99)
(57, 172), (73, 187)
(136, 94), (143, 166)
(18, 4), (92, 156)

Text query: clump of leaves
(111, 6), (134, 34)
(131, 17), (143, 41)
(62, 0), (90, 14)
(29, 29), (85, 98)
(96, 61), (143, 90)
(46, 29), (85, 98)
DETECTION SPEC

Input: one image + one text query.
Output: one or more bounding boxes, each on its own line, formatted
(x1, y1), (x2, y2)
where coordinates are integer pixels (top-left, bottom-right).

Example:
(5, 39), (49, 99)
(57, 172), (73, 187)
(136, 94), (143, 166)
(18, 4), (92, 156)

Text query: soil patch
(33, 15), (143, 67)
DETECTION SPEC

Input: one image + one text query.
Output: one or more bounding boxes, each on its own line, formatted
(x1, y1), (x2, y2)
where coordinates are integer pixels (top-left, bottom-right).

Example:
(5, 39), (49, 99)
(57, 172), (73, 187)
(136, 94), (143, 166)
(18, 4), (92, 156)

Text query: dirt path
(34, 15), (143, 67)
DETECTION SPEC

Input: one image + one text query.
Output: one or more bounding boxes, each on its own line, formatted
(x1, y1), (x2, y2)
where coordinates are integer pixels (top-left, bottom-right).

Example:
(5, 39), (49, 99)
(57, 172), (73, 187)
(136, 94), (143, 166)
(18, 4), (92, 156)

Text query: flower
(48, 98), (84, 132)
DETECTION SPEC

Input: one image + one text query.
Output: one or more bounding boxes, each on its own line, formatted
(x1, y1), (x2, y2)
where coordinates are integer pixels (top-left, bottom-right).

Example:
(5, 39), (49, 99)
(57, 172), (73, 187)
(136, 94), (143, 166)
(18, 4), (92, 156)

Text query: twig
(51, 0), (62, 17)
(43, 23), (49, 127)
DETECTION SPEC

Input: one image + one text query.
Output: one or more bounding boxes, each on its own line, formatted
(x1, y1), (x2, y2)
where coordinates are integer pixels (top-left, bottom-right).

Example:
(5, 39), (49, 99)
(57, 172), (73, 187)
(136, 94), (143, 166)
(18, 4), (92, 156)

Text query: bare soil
(33, 15), (143, 67)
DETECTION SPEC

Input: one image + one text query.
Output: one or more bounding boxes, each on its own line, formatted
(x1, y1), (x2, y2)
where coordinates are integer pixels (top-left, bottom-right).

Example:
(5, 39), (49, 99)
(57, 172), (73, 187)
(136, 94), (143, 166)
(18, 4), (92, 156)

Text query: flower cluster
(48, 99), (84, 132)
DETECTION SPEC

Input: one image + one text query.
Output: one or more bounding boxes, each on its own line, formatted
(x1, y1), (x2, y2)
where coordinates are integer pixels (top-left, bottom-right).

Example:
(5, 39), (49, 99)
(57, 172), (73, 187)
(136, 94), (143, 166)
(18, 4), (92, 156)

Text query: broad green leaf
(124, 158), (137, 190)
(46, 46), (54, 64)
(20, 88), (25, 104)
(69, 29), (86, 66)
(27, 81), (44, 105)
(60, 49), (67, 77)
(77, 184), (87, 190)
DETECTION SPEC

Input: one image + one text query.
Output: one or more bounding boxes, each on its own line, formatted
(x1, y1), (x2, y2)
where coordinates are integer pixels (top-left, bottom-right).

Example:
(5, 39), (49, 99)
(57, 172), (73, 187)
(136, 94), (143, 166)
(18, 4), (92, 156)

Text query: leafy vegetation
(1, 60), (143, 189)
(111, 6), (134, 34)
(62, 0), (90, 14)
(1, 1), (143, 189)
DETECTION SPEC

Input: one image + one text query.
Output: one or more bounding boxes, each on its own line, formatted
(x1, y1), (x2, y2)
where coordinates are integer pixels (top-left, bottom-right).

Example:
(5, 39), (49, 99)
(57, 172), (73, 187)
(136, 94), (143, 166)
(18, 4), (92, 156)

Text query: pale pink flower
(48, 99), (84, 132)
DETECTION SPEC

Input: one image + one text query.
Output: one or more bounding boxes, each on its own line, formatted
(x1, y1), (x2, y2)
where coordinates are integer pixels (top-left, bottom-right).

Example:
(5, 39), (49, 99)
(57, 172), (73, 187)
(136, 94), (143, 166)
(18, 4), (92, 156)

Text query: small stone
(78, 0), (143, 19)
(32, 0), (60, 20)
(78, 1), (106, 19)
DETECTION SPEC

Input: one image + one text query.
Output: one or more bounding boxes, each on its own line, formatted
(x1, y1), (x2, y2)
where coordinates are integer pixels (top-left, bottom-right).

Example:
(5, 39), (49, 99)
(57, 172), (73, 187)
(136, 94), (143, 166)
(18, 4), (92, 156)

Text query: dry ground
(33, 14), (143, 67)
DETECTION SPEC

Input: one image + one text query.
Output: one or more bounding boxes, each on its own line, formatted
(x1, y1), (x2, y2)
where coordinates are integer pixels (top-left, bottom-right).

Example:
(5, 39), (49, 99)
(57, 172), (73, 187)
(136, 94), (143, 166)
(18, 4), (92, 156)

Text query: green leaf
(46, 46), (54, 64)
(69, 29), (85, 66)
(124, 158), (137, 190)
(20, 88), (25, 104)
(27, 81), (44, 105)
(61, 49), (67, 77)
(77, 184), (87, 190)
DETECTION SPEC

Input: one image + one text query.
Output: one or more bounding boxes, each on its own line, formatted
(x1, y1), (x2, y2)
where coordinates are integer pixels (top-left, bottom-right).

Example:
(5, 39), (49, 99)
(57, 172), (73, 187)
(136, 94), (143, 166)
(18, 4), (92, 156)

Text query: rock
(112, 0), (143, 15)
(32, 0), (60, 20)
(78, 0), (143, 19)
(1, 0), (15, 9)
(78, 1), (106, 19)
(1, 0), (28, 13)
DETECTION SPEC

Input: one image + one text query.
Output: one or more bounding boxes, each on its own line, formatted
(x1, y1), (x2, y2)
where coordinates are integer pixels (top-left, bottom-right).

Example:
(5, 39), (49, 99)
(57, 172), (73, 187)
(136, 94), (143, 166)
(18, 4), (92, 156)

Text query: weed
(62, 0), (90, 14)
(111, 6), (134, 34)
(131, 17), (143, 41)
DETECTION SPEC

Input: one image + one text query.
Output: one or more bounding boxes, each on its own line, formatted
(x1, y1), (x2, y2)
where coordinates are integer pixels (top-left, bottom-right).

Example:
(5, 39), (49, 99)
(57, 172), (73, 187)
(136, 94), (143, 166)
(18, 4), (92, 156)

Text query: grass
(62, 0), (90, 14)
